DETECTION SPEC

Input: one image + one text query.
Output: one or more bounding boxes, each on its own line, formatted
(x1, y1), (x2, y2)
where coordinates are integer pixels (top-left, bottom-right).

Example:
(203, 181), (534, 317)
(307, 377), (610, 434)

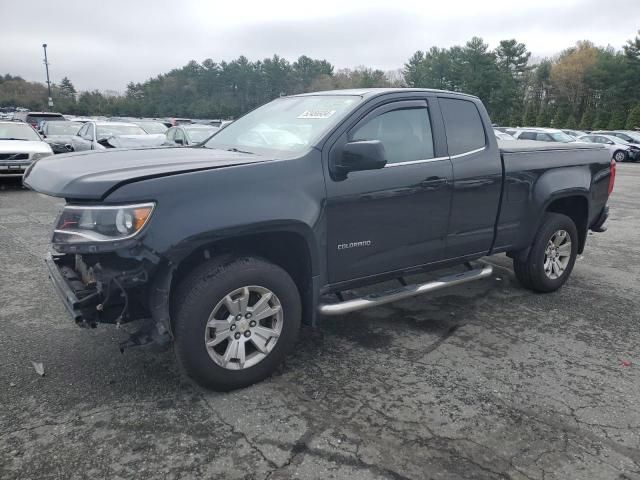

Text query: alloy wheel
(543, 229), (572, 280)
(204, 286), (283, 370)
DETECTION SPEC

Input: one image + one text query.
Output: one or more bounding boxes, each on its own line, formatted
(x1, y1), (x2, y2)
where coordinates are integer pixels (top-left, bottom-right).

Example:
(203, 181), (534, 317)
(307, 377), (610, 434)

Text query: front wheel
(513, 213), (579, 293)
(613, 150), (627, 162)
(173, 256), (301, 391)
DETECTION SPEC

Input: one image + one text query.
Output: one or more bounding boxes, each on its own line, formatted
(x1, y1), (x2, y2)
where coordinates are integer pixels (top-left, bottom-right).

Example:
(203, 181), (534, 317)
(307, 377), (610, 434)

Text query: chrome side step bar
(318, 265), (493, 316)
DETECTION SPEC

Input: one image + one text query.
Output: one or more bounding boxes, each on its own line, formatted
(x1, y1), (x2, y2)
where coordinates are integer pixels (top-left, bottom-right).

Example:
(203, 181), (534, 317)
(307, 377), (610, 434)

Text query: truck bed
(498, 139), (610, 177)
(493, 139), (612, 254)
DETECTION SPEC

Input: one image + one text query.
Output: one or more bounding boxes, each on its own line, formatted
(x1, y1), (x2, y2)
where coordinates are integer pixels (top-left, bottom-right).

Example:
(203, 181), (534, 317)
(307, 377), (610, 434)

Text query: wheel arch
(544, 195), (589, 253)
(167, 224), (318, 327)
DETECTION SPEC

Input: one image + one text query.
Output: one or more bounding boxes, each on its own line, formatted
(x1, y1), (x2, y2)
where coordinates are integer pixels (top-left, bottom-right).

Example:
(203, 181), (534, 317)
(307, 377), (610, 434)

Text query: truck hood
(23, 146), (270, 200)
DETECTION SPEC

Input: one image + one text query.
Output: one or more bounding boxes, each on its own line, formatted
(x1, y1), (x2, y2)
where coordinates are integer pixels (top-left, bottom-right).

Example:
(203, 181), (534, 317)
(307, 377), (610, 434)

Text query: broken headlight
(53, 203), (155, 245)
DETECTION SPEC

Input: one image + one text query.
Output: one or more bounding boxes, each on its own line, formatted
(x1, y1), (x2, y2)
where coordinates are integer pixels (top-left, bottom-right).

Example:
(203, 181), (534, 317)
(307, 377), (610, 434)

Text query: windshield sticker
(297, 110), (336, 119)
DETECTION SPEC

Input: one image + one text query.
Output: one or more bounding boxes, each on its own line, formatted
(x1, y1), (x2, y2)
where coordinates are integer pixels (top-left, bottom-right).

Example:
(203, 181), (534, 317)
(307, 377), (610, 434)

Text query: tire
(513, 213), (579, 293)
(173, 256), (301, 391)
(613, 150), (627, 162)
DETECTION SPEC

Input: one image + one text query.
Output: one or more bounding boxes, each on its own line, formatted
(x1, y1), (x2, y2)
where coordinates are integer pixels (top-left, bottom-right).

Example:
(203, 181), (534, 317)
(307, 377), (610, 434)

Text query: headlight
(53, 203), (155, 245)
(32, 151), (53, 161)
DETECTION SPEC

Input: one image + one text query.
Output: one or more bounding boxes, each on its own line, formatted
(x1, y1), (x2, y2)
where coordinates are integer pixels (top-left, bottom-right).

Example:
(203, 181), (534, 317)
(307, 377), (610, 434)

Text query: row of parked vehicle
(493, 126), (640, 162)
(0, 111), (232, 176)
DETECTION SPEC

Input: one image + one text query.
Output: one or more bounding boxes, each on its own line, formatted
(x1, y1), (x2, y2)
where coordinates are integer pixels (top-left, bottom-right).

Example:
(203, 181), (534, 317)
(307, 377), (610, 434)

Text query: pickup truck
(24, 88), (614, 391)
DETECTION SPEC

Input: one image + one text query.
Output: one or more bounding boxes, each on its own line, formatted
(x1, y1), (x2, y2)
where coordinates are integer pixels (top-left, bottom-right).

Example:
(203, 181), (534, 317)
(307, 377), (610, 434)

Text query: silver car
(577, 134), (640, 162)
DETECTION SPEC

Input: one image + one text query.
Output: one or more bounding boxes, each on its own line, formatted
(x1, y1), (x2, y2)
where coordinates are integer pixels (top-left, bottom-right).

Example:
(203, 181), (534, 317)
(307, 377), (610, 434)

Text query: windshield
(186, 126), (219, 143)
(97, 124), (147, 137)
(136, 122), (168, 134)
(495, 131), (515, 140)
(550, 132), (575, 142)
(46, 122), (83, 135)
(0, 122), (41, 141)
(204, 95), (361, 155)
(623, 131), (640, 142)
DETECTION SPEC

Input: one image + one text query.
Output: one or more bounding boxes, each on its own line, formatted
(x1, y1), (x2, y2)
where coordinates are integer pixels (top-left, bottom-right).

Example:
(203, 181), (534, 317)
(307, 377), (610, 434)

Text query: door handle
(420, 177), (447, 189)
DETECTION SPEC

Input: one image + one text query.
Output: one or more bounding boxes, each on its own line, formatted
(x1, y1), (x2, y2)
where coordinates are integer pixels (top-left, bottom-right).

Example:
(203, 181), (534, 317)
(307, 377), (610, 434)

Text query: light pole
(42, 43), (53, 109)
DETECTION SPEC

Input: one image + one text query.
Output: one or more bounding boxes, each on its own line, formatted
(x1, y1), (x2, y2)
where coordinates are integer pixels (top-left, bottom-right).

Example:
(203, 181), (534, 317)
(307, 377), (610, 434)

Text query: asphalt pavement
(1, 164), (639, 480)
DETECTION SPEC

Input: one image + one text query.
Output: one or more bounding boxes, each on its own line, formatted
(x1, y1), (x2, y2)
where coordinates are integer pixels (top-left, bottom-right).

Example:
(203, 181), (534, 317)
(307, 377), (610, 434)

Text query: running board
(318, 265), (493, 316)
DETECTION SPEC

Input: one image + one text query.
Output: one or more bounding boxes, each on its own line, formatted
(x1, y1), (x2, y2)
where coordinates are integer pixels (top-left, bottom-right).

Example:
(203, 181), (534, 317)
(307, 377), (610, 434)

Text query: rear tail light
(608, 158), (616, 195)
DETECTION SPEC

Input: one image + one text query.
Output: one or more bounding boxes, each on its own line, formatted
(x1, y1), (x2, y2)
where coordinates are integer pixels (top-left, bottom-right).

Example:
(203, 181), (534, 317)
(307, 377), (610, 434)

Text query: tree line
(1, 30), (639, 129)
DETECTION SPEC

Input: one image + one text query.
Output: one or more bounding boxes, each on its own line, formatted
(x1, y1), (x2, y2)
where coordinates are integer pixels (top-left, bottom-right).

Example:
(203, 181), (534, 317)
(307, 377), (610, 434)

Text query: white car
(0, 121), (53, 177)
(512, 128), (575, 143)
(576, 134), (639, 162)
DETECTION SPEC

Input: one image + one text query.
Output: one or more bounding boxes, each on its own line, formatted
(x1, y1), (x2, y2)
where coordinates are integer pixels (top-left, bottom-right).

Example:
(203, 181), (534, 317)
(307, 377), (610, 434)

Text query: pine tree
(579, 108), (595, 130)
(523, 102), (537, 126)
(594, 110), (611, 129)
(535, 105), (550, 127)
(552, 107), (568, 128)
(564, 115), (578, 129)
(608, 107), (627, 130)
(59, 77), (76, 98)
(626, 106), (640, 130)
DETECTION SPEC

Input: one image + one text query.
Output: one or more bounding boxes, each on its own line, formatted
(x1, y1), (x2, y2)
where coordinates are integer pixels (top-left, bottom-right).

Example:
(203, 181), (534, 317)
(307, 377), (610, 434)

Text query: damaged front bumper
(45, 252), (172, 348)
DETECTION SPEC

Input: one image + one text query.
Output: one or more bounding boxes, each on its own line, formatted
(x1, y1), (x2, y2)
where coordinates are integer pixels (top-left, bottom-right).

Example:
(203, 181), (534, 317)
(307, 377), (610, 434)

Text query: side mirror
(607, 141), (614, 145)
(331, 140), (386, 180)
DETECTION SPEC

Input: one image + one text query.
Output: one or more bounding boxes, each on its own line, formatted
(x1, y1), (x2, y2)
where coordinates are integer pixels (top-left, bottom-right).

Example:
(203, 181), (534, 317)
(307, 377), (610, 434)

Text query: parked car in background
(591, 130), (640, 145)
(130, 120), (168, 134)
(71, 121), (166, 151)
(41, 121), (84, 153)
(0, 120), (53, 177)
(513, 128), (576, 143)
(165, 124), (219, 146)
(495, 130), (516, 141)
(67, 117), (92, 123)
(165, 117), (193, 127)
(562, 129), (587, 139)
(13, 111), (66, 129)
(577, 134), (639, 162)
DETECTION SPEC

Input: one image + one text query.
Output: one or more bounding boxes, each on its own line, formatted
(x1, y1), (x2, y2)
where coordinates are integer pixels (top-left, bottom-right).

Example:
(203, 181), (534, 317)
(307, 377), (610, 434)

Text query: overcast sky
(2, 0), (639, 92)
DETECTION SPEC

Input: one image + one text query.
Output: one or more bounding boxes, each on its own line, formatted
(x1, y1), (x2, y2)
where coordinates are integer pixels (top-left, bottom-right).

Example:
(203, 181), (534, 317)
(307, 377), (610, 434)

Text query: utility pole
(42, 43), (53, 110)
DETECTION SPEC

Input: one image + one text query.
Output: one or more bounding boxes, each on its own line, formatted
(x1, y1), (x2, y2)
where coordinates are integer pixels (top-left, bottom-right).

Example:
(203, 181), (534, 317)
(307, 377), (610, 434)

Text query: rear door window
(518, 132), (535, 140)
(536, 133), (552, 141)
(439, 98), (486, 155)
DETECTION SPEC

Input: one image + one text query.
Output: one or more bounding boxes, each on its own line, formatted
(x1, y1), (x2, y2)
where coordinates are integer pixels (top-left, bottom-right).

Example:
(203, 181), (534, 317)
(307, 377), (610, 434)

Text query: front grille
(0, 153), (29, 160)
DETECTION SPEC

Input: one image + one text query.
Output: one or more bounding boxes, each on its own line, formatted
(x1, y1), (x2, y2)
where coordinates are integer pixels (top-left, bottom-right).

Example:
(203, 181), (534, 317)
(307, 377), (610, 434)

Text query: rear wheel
(174, 256), (301, 391)
(513, 213), (578, 293)
(613, 150), (627, 162)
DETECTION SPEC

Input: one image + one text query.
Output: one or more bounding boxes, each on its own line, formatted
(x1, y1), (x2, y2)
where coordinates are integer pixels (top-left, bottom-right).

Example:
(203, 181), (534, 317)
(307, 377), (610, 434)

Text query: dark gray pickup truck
(24, 88), (614, 391)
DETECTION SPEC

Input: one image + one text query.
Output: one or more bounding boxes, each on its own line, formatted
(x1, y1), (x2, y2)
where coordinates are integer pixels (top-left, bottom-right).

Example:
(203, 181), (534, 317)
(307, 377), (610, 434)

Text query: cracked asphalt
(1, 164), (639, 480)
